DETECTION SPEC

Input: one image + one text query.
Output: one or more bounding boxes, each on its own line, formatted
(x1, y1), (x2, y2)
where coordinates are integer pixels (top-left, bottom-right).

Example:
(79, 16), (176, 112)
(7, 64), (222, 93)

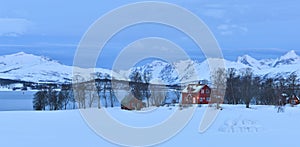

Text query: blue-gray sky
(0, 0), (299, 69)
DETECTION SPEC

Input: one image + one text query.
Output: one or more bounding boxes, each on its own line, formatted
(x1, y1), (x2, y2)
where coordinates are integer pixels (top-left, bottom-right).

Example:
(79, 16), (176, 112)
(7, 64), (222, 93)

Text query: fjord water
(0, 91), (35, 111)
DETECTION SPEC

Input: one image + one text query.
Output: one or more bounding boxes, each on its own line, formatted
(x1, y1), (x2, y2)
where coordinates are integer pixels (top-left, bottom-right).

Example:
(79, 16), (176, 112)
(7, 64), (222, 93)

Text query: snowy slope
(0, 52), (72, 83)
(120, 50), (300, 84)
(1, 105), (300, 147)
(0, 52), (124, 84)
(272, 50), (300, 67)
(237, 54), (274, 70)
(0, 50), (299, 85)
(236, 50), (300, 70)
(238, 50), (300, 78)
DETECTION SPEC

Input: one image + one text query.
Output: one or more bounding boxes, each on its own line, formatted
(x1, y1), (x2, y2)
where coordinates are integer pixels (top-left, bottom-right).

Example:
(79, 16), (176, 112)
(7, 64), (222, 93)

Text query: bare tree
(225, 68), (241, 104)
(259, 78), (276, 105)
(143, 70), (152, 107)
(174, 89), (181, 103)
(33, 90), (47, 110)
(106, 79), (116, 108)
(73, 75), (86, 109)
(95, 73), (114, 108)
(47, 87), (59, 110)
(103, 79), (109, 108)
(287, 72), (299, 96)
(95, 74), (103, 109)
(58, 89), (71, 110)
(149, 84), (166, 106)
(129, 69), (144, 101)
(240, 68), (255, 108)
(211, 68), (227, 106)
(85, 82), (97, 108)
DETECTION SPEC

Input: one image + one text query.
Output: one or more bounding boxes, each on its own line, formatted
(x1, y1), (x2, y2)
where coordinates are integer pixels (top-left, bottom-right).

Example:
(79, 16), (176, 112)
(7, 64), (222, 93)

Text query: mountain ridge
(0, 50), (299, 84)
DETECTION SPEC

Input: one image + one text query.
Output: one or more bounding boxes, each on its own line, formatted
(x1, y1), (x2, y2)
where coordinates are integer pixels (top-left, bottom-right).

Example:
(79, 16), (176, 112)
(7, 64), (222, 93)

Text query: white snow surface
(0, 104), (299, 147)
(182, 84), (204, 93)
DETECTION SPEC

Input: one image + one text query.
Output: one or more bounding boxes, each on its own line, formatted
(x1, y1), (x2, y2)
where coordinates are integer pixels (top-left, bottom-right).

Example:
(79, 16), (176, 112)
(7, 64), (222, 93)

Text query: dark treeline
(33, 85), (75, 110)
(33, 79), (117, 110)
(33, 71), (180, 111)
(33, 73), (118, 110)
(33, 68), (299, 110)
(224, 68), (300, 107)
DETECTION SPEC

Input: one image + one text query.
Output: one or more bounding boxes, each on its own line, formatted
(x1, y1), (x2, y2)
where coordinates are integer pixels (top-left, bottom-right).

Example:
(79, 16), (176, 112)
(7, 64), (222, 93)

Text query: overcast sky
(0, 0), (299, 69)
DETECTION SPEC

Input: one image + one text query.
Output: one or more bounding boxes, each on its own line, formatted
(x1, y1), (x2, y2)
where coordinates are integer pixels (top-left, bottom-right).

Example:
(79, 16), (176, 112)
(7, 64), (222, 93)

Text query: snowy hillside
(1, 105), (300, 147)
(124, 50), (300, 84)
(272, 50), (300, 67)
(236, 50), (300, 69)
(0, 50), (299, 85)
(0, 52), (121, 84)
(235, 50), (300, 78)
(0, 52), (72, 83)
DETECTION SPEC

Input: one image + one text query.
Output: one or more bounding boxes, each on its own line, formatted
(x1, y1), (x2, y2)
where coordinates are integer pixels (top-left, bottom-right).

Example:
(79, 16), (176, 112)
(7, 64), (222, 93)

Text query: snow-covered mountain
(124, 50), (300, 83)
(236, 50), (300, 70)
(0, 50), (299, 85)
(0, 52), (118, 84)
(237, 54), (274, 70)
(235, 50), (300, 78)
(272, 50), (300, 67)
(0, 52), (72, 83)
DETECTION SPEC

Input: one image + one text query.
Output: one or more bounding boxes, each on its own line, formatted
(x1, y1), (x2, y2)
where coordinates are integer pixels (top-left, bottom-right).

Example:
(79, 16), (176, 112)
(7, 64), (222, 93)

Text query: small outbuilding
(288, 94), (300, 105)
(121, 93), (145, 110)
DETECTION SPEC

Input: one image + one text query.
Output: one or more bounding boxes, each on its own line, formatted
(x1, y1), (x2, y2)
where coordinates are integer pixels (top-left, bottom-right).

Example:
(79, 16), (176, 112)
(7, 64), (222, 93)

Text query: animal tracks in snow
(219, 119), (262, 133)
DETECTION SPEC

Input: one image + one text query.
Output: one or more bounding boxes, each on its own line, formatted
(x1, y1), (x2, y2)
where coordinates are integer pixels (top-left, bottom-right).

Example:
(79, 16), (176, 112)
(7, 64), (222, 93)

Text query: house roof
(291, 95), (300, 100)
(121, 93), (136, 105)
(182, 84), (206, 93)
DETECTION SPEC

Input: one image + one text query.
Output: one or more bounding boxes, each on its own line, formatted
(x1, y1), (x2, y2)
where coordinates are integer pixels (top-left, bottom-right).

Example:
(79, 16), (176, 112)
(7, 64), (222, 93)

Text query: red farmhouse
(181, 84), (211, 104)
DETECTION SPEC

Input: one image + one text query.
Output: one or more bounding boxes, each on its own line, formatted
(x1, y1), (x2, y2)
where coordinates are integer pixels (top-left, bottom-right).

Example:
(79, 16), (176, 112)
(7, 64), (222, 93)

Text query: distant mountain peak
(10, 52), (37, 57)
(7, 52), (37, 59)
(237, 54), (259, 68)
(280, 50), (298, 60)
(237, 54), (256, 61)
(0, 50), (300, 85)
(14, 52), (26, 55)
(272, 50), (300, 67)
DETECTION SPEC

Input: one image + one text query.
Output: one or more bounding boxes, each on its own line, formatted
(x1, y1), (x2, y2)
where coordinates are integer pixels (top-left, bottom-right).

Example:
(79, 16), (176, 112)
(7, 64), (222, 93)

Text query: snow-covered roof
(292, 95), (300, 100)
(182, 84), (205, 93)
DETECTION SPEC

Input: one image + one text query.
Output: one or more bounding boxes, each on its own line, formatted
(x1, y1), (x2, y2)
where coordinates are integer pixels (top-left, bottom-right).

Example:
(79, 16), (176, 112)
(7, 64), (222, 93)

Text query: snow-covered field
(1, 105), (299, 147)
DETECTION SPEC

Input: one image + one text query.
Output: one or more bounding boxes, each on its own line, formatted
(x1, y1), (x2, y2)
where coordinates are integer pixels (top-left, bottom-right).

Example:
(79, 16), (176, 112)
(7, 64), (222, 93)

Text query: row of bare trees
(34, 67), (299, 110)
(128, 69), (180, 107)
(73, 73), (117, 109)
(33, 86), (75, 110)
(224, 68), (300, 108)
(72, 70), (172, 109)
(34, 71), (180, 111)
(33, 73), (118, 110)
